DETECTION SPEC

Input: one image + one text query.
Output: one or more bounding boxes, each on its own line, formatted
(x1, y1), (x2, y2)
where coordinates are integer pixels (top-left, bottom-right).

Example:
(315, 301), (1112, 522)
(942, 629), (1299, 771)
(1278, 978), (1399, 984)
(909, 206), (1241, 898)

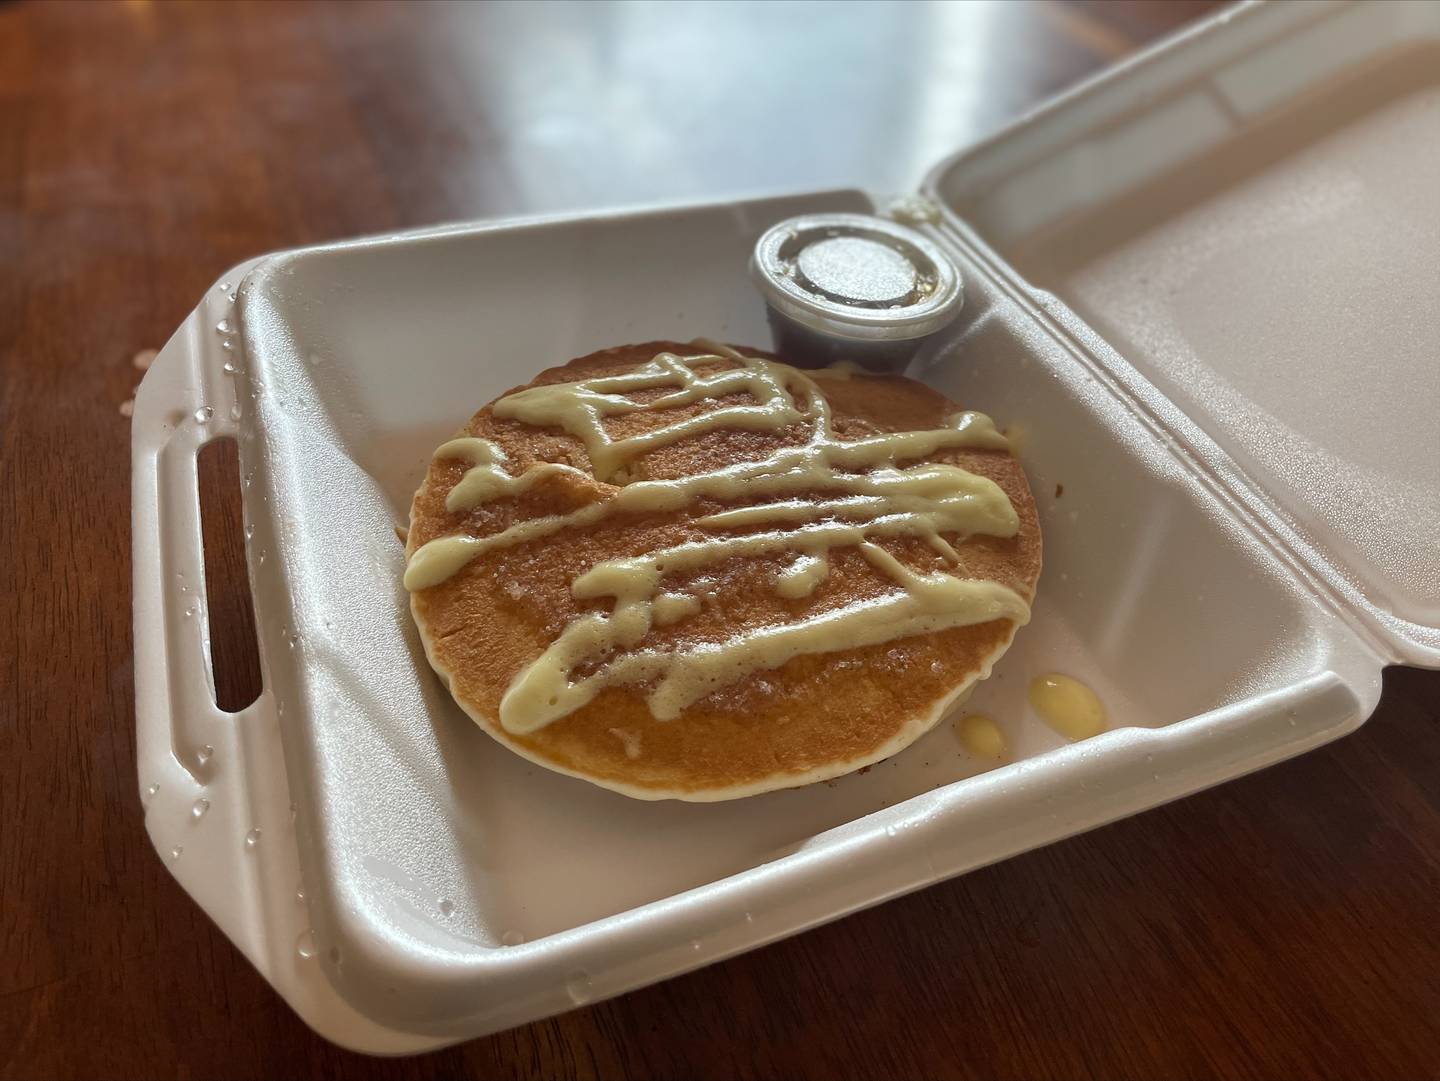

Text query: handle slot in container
(196, 436), (263, 712)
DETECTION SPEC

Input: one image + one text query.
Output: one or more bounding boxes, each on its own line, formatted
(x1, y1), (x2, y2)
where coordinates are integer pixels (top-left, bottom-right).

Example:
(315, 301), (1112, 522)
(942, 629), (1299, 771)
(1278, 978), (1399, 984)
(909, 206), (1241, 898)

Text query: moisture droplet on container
(229, 403), (241, 421)
(144, 783), (160, 802)
(501, 930), (525, 947)
(1028, 673), (1107, 741)
(244, 828), (262, 849)
(132, 348), (159, 371)
(216, 318), (232, 335)
(221, 338), (234, 351)
(170, 845), (183, 861)
(222, 361), (238, 374)
(296, 931), (316, 960)
(196, 744), (214, 766)
(118, 399), (134, 418)
(564, 971), (593, 1005)
(191, 798), (210, 820)
(296, 886), (307, 904)
(438, 899), (455, 917)
(194, 406), (213, 424)
(689, 939), (702, 952)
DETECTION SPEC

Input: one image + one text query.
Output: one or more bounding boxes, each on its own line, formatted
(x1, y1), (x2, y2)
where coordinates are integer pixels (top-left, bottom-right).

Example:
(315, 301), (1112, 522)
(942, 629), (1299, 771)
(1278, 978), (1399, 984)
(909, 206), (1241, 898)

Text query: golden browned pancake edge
(406, 341), (1042, 801)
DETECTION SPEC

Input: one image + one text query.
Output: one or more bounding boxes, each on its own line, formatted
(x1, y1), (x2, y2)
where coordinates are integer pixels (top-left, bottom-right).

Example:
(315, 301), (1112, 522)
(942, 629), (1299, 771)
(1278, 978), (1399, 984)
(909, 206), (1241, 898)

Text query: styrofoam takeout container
(132, 0), (1440, 1053)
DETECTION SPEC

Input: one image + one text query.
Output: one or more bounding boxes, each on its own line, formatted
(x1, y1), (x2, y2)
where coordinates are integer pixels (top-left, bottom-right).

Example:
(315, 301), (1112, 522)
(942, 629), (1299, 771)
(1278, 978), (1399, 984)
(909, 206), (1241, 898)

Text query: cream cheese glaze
(406, 344), (1031, 734)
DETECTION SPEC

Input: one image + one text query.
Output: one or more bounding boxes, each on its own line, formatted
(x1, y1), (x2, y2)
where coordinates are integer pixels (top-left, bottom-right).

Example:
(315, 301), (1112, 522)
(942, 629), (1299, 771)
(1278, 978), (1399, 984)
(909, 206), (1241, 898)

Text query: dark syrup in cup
(750, 213), (964, 372)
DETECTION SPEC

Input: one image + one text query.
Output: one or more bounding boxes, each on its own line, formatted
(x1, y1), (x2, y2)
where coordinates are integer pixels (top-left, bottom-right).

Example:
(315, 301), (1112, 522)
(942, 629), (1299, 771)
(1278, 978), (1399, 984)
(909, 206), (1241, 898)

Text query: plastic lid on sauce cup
(749, 213), (964, 343)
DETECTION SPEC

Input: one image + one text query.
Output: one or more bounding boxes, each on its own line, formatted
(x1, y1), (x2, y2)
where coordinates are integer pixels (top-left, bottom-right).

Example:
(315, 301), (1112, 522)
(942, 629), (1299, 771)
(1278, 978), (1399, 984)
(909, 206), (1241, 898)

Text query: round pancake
(405, 341), (1041, 801)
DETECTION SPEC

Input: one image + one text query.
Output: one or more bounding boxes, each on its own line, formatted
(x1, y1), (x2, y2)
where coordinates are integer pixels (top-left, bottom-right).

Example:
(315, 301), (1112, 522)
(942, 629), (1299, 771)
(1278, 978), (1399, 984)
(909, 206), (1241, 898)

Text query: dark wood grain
(3, 2), (1438, 1078)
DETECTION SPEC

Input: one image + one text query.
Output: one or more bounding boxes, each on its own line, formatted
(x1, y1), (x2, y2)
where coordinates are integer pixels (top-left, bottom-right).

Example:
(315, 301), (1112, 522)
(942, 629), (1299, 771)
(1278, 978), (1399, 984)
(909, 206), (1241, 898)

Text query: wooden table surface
(4, 1), (1438, 1078)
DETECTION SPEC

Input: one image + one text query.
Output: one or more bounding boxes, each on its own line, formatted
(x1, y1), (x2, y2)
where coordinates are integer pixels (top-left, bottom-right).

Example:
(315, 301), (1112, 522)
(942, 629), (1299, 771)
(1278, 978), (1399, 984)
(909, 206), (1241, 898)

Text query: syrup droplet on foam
(955, 714), (1007, 760)
(1028, 673), (1107, 741)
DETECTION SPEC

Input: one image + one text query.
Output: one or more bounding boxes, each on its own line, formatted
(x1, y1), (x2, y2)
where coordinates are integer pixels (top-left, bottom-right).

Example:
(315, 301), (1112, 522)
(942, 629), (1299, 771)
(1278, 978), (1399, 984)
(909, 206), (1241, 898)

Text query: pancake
(404, 341), (1041, 801)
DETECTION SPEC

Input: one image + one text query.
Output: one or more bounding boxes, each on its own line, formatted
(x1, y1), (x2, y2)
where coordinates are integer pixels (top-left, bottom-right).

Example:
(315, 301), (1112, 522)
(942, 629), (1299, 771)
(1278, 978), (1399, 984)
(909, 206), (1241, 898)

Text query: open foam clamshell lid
(922, 0), (1440, 666)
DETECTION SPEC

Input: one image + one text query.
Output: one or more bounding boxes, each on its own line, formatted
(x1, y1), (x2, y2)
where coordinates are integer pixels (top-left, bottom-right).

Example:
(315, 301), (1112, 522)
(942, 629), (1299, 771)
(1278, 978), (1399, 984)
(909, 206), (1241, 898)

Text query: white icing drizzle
(433, 437), (590, 513)
(776, 553), (828, 599)
(651, 592), (701, 626)
(492, 351), (802, 483)
(407, 344), (1030, 733)
(608, 727), (643, 759)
